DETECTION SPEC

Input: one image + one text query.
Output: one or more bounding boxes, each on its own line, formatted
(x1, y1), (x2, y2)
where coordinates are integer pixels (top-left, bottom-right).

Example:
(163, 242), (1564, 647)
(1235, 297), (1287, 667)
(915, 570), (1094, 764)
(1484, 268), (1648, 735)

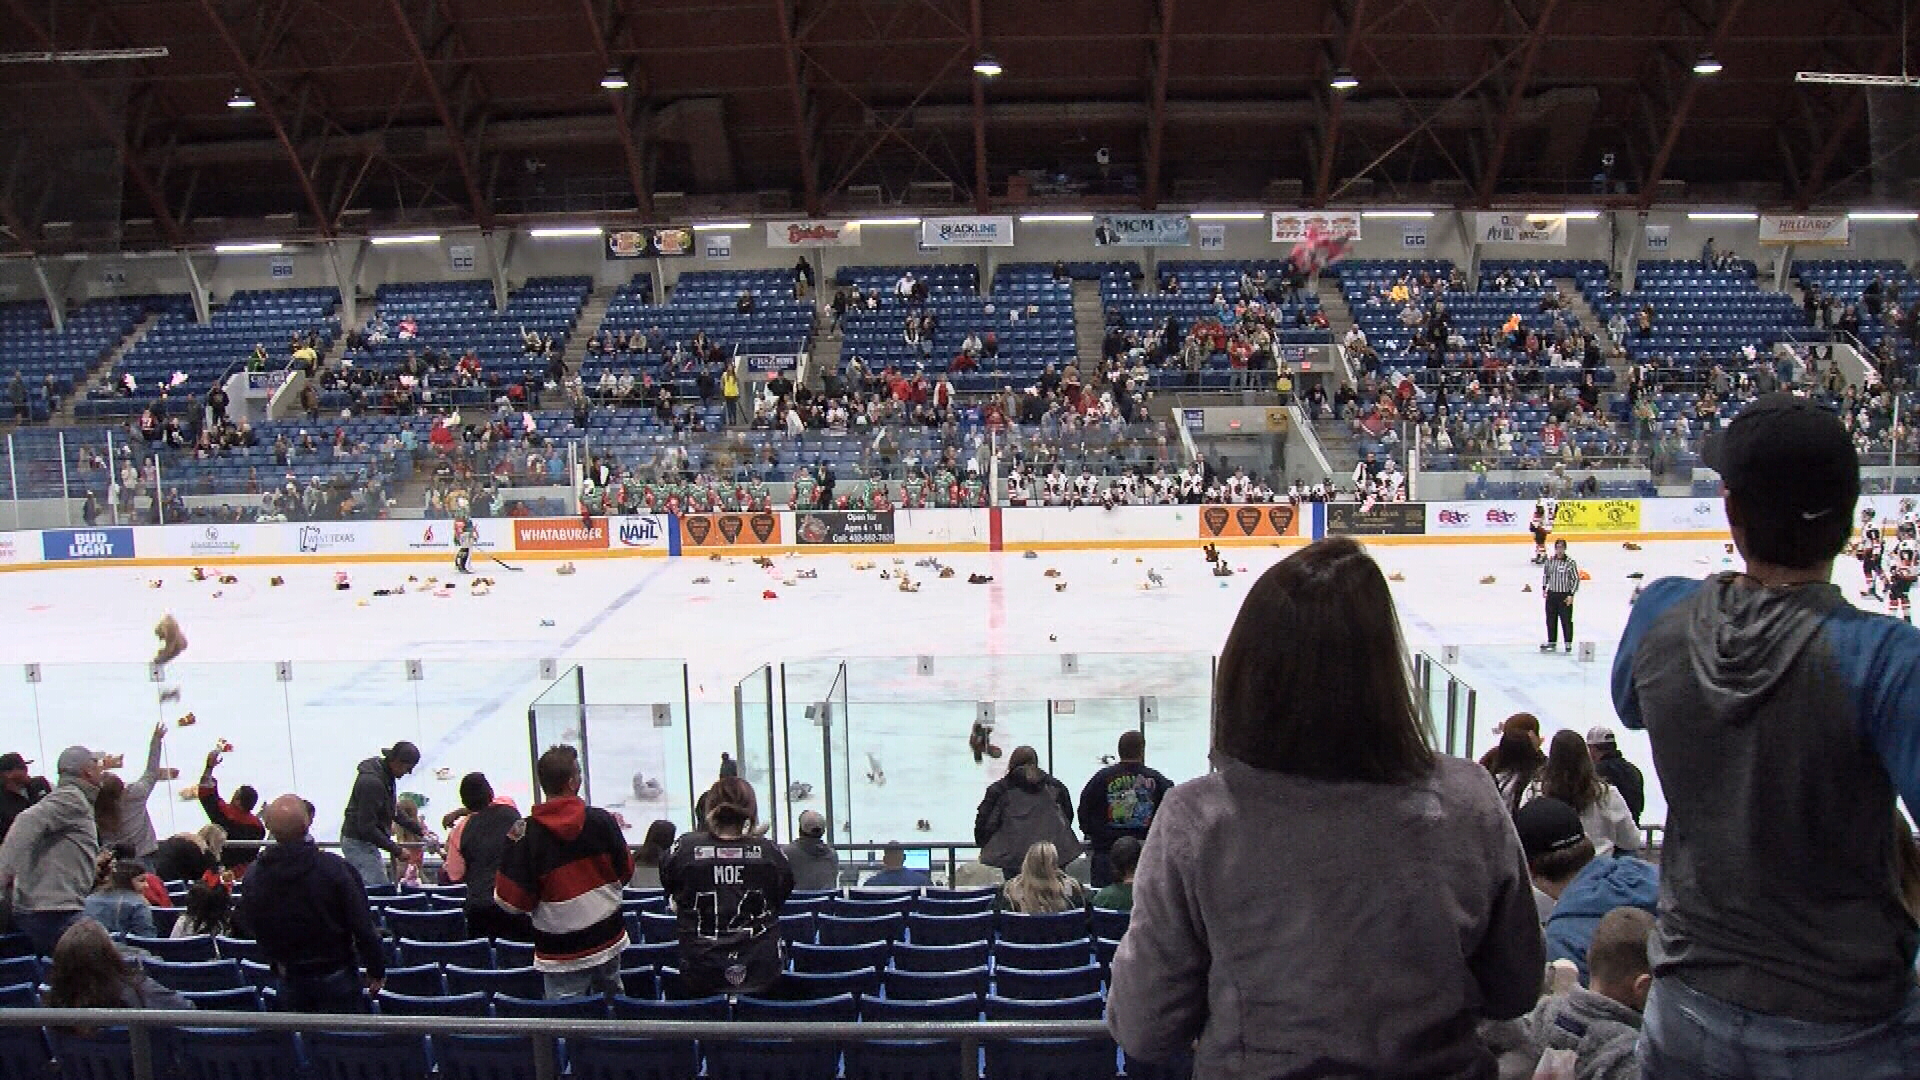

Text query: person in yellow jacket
(721, 368), (742, 425)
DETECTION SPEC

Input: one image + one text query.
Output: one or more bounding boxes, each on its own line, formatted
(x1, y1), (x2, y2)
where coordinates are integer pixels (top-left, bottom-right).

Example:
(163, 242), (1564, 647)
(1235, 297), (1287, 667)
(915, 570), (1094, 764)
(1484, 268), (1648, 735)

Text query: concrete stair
(543, 289), (611, 408)
(52, 312), (164, 427)
(1314, 276), (1355, 346)
(1557, 277), (1632, 387)
(807, 308), (841, 396)
(1309, 413), (1361, 486)
(1071, 280), (1106, 380)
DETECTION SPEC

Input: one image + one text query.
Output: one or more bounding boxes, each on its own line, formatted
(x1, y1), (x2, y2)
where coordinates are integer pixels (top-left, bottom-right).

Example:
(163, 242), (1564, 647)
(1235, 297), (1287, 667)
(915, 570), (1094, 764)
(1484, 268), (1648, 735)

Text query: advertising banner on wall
(1759, 214), (1849, 247)
(1092, 214), (1190, 246)
(1269, 211), (1362, 244)
(795, 510), (896, 545)
(1197, 504), (1301, 539)
(605, 226), (696, 259)
(680, 512), (782, 549)
(42, 528), (135, 561)
(766, 220), (863, 248)
(919, 215), (1015, 247)
(514, 517), (610, 552)
(1426, 501), (1533, 536)
(1328, 502), (1427, 536)
(610, 515), (672, 551)
(1475, 213), (1568, 246)
(1551, 499), (1642, 534)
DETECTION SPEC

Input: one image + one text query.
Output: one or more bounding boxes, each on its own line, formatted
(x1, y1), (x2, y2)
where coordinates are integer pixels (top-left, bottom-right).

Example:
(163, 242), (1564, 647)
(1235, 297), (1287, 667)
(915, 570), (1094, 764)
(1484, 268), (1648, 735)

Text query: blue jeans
(339, 840), (389, 886)
(12, 910), (80, 958)
(278, 968), (368, 1014)
(542, 955), (622, 1000)
(1640, 975), (1920, 1080)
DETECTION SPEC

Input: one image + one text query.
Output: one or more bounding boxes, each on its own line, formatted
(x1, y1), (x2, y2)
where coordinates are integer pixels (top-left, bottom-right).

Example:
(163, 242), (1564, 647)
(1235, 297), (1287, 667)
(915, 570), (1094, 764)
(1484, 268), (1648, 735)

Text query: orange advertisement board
(680, 512), (782, 548)
(513, 517), (610, 551)
(1198, 503), (1301, 539)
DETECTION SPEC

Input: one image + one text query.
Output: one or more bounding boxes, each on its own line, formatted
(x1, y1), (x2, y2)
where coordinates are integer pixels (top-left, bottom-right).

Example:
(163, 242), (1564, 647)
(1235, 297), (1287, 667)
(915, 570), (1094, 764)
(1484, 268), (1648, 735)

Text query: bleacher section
(81, 289), (339, 421)
(1600, 260), (1803, 370)
(1792, 258), (1918, 379)
(835, 264), (1076, 393)
(1, 296), (183, 422)
(586, 271), (810, 399)
(342, 277), (588, 399)
(1102, 259), (1333, 390)
(144, 415), (417, 511)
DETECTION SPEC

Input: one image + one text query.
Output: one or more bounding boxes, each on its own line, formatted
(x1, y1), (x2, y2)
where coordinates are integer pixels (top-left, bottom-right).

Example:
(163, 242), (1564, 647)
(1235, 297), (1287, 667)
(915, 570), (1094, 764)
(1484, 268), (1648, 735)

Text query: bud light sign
(43, 528), (135, 561)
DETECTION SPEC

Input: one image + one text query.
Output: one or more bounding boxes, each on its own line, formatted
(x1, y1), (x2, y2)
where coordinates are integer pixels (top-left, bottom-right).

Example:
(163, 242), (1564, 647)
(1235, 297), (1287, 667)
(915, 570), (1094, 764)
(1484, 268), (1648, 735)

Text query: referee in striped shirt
(1541, 538), (1580, 653)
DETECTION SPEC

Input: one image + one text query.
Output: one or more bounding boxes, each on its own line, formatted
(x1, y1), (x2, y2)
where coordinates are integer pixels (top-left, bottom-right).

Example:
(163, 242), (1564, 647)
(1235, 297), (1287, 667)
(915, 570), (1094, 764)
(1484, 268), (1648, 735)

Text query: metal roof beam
(1142, 0), (1177, 209)
(195, 0), (332, 234)
(577, 0), (653, 217)
(771, 0), (822, 215)
(1802, 35), (1903, 204)
(1314, 0), (1368, 207)
(1475, 0), (1561, 203)
(969, 0), (990, 211)
(383, 0), (493, 227)
(1636, 0), (1746, 209)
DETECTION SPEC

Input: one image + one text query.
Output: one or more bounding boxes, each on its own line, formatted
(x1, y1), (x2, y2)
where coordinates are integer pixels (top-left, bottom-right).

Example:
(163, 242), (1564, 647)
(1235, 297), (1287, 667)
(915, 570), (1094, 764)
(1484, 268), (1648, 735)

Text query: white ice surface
(0, 537), (1846, 848)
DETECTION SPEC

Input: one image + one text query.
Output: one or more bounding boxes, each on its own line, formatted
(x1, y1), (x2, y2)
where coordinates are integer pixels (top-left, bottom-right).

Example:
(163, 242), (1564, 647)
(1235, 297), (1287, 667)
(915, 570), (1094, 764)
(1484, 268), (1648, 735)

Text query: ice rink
(0, 534), (1794, 849)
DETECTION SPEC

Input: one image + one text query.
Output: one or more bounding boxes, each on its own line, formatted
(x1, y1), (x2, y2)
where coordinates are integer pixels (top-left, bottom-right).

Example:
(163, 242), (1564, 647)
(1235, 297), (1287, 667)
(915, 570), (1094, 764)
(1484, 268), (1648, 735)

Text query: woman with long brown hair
(1108, 538), (1543, 1079)
(1527, 729), (1642, 856)
(659, 778), (793, 998)
(45, 919), (194, 1016)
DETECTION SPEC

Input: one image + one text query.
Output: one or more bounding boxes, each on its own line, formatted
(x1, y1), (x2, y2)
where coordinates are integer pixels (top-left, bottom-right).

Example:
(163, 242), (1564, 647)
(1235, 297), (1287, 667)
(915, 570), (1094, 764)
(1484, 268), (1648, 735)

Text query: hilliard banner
(1198, 504), (1301, 539)
(795, 511), (896, 545)
(1759, 214), (1849, 247)
(680, 512), (782, 548)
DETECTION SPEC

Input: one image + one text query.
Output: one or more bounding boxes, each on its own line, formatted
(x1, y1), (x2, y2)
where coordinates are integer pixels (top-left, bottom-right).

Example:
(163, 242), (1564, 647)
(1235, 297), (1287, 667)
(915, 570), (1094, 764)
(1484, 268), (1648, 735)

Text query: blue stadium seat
(376, 990), (489, 1017)
(494, 993), (610, 1019)
(180, 987), (263, 1011)
(378, 964), (444, 997)
(125, 934), (218, 963)
(890, 942), (991, 973)
(214, 937), (264, 964)
(831, 896), (914, 918)
(1089, 908), (1130, 941)
(994, 911), (1088, 945)
(993, 963), (1103, 1001)
(907, 913), (992, 947)
(637, 912), (678, 943)
(384, 909), (468, 943)
(490, 941), (535, 968)
(790, 941), (890, 974)
(882, 966), (989, 1002)
(817, 913), (903, 947)
(398, 938), (493, 969)
(144, 958), (245, 993)
(783, 967), (880, 1001)
(0, 1027), (53, 1080)
(0, 957), (39, 987)
(910, 894), (995, 917)
(993, 940), (1094, 972)
(983, 1035), (1116, 1080)
(54, 1028), (168, 1080)
(435, 1035), (537, 1080)
(445, 965), (542, 999)
(175, 1027), (299, 1080)
(306, 1030), (434, 1080)
(847, 997), (977, 1080)
(717, 994), (858, 1080)
(986, 993), (1105, 1021)
(777, 912), (815, 945)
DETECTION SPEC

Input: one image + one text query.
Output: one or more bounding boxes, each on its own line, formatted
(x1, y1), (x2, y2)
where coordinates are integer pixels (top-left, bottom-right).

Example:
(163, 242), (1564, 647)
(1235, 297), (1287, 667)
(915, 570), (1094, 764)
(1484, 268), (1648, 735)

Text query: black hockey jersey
(659, 831), (795, 996)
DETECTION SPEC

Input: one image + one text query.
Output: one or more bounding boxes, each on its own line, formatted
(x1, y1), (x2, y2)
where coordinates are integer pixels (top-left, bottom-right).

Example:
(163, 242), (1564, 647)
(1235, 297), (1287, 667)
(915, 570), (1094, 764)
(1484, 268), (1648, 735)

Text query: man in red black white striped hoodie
(495, 745), (633, 999)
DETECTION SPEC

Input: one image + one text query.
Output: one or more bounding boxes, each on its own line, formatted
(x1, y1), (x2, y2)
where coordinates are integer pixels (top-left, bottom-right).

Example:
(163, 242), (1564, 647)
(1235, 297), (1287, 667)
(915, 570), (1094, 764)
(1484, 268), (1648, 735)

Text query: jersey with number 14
(658, 832), (795, 996)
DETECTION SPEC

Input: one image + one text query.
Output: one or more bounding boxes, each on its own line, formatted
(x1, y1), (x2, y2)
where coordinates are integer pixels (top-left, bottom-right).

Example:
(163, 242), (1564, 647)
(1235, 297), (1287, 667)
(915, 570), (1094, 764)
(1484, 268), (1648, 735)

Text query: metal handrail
(0, 1007), (1117, 1080)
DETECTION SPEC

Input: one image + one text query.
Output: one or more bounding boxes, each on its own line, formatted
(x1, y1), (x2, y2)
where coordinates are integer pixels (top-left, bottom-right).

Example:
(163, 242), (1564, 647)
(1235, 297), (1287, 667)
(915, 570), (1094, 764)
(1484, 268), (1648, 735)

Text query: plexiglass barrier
(775, 652), (1215, 845)
(526, 659), (695, 832)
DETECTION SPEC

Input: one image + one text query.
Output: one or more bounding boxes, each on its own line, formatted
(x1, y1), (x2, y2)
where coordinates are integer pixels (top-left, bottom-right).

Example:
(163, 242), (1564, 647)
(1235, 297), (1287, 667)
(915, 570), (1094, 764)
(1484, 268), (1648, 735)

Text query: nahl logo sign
(619, 518), (660, 546)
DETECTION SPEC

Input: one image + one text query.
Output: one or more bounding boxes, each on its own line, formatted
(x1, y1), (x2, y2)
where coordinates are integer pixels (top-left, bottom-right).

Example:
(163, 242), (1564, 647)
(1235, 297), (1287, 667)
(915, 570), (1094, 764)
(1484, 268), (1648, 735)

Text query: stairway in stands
(1558, 278), (1631, 386)
(1071, 280), (1105, 380)
(53, 312), (163, 427)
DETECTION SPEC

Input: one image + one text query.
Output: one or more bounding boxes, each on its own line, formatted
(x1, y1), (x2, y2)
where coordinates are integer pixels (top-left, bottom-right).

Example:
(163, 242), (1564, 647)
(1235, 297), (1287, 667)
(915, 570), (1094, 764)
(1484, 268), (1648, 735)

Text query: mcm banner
(1093, 214), (1191, 246)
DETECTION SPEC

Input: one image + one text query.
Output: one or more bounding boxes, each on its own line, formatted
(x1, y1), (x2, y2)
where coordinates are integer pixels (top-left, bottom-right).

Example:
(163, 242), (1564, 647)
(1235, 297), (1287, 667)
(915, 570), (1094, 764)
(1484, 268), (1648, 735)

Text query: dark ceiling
(0, 0), (1910, 252)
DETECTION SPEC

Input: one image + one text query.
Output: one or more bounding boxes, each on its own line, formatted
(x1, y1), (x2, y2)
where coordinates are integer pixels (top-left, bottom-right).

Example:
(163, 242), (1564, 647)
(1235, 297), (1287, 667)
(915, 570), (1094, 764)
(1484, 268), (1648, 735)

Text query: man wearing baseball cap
(0, 746), (106, 955)
(340, 741), (420, 886)
(0, 752), (48, 844)
(1583, 726), (1644, 824)
(1614, 393), (1920, 1075)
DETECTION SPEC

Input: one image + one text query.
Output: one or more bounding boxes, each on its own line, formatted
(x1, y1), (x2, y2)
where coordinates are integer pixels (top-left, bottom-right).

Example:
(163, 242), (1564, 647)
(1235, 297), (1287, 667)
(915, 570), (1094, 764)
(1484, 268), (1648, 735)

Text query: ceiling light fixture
(972, 53), (1003, 78)
(1686, 211), (1757, 221)
(0, 47), (170, 64)
(1692, 52), (1723, 76)
(692, 221), (752, 230)
(599, 67), (629, 91)
(226, 87), (255, 109)
(1563, 211), (1605, 220)
(1359, 210), (1432, 219)
(1329, 68), (1359, 91)
(1017, 214), (1095, 224)
(1848, 211), (1919, 222)
(1189, 212), (1265, 221)
(851, 217), (922, 227)
(213, 242), (284, 254)
(528, 226), (604, 238)
(369, 233), (441, 246)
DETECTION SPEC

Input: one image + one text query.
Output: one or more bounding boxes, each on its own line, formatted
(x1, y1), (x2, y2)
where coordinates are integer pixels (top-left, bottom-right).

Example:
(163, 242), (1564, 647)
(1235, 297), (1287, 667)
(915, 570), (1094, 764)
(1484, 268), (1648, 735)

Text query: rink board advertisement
(1638, 498), (1726, 534)
(1327, 502), (1427, 536)
(795, 510), (895, 546)
(1551, 499), (1641, 534)
(1197, 504), (1301, 540)
(610, 515), (672, 551)
(513, 517), (610, 552)
(679, 512), (782, 549)
(42, 527), (134, 561)
(1427, 501), (1532, 536)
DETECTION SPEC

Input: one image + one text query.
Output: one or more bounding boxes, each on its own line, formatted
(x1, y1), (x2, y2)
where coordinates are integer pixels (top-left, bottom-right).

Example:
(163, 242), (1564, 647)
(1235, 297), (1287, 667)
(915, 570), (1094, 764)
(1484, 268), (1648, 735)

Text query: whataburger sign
(766, 220), (863, 248)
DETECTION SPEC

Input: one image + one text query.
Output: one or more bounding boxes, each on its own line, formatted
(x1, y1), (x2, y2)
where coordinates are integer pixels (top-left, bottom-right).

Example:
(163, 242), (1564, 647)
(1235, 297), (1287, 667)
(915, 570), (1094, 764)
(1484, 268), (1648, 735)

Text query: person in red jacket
(495, 745), (632, 999)
(196, 748), (264, 874)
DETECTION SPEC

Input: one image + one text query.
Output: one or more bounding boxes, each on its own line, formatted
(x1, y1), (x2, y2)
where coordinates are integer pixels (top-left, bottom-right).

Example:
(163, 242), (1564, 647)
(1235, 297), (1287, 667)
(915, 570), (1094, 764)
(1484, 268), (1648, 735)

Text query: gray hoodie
(1108, 756), (1544, 1079)
(1483, 989), (1641, 1080)
(341, 756), (399, 854)
(782, 835), (839, 892)
(1616, 575), (1920, 1022)
(0, 777), (99, 913)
